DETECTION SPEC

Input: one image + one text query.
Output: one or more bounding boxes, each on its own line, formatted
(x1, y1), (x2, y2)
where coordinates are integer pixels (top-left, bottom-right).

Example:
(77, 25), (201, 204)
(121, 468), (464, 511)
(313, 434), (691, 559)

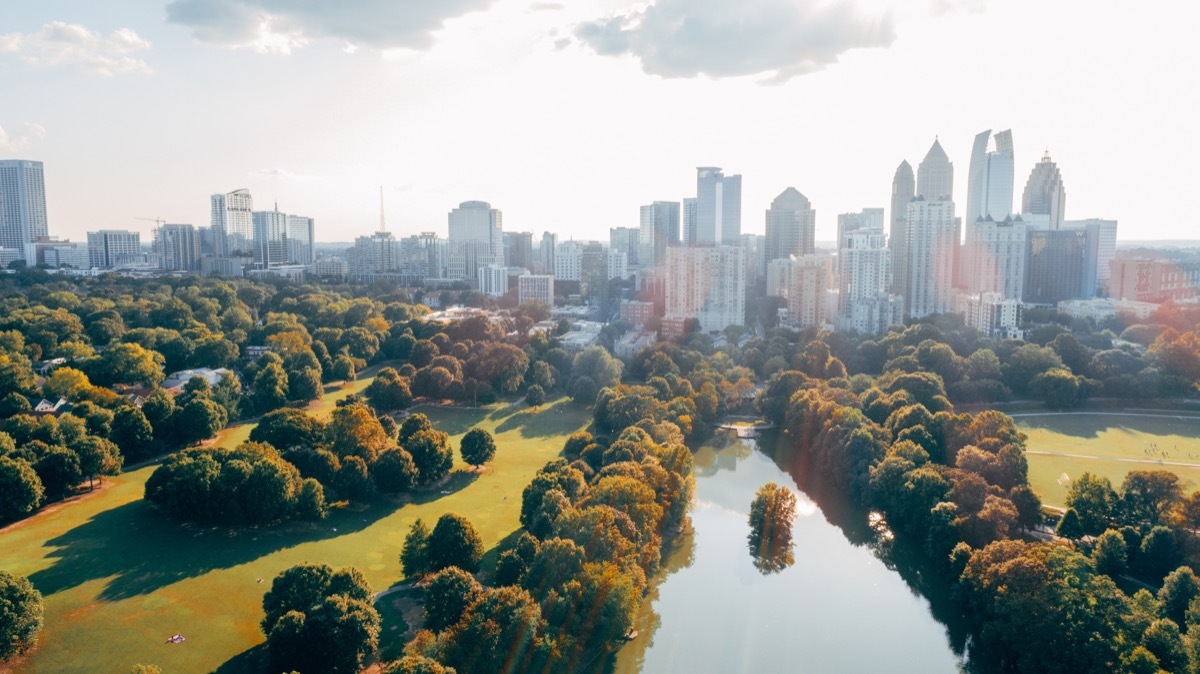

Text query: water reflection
(607, 431), (969, 674)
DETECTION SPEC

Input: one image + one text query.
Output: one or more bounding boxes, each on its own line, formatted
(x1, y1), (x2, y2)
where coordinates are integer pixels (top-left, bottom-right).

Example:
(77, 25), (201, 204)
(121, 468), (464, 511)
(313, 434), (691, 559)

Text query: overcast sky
(2, 0), (1196, 244)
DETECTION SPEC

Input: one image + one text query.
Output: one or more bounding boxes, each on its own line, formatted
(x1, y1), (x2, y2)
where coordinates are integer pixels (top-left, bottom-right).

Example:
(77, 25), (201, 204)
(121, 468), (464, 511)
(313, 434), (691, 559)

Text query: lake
(609, 432), (967, 674)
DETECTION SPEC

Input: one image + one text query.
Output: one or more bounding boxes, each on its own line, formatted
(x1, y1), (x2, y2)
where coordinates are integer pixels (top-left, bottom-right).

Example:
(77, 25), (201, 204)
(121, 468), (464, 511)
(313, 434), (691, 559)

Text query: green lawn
(1017, 411), (1200, 506)
(0, 379), (588, 673)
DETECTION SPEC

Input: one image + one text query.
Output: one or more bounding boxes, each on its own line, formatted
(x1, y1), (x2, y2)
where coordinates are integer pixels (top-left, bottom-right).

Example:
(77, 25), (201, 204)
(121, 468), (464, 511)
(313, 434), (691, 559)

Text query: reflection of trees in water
(759, 433), (976, 666)
(748, 482), (797, 575)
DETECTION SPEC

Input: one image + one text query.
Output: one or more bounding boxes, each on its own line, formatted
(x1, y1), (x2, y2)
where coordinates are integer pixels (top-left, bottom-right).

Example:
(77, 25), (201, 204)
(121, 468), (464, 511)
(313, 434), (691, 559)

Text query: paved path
(1026, 450), (1200, 469)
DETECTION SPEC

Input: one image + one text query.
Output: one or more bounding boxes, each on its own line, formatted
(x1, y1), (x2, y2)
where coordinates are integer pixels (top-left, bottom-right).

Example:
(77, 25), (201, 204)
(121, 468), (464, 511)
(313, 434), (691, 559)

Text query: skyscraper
(448, 201), (503, 282)
(539, 232), (557, 275)
(764, 188), (815, 263)
(889, 160), (915, 296)
(836, 208), (884, 257)
(664, 245), (745, 333)
(505, 231), (535, 270)
(917, 139), (954, 202)
(682, 198), (699, 246)
(639, 201), (680, 267)
(86, 230), (141, 268)
(1022, 152), (1067, 230)
(1025, 228), (1097, 304)
(609, 227), (640, 267)
(286, 215), (315, 265)
(837, 230), (902, 335)
(963, 217), (1027, 299)
(966, 129), (1015, 223)
(0, 160), (49, 260)
(211, 189), (253, 256)
(252, 209), (288, 268)
(154, 224), (201, 271)
(903, 197), (957, 319)
(695, 168), (742, 245)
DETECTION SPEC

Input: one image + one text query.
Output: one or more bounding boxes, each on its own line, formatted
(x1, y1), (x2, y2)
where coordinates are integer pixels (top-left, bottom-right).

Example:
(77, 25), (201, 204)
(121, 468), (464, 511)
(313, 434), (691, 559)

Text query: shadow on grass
(400, 470), (481, 507)
(495, 402), (591, 439)
(213, 643), (268, 674)
(419, 407), (491, 436)
(27, 487), (443, 602)
(1014, 411), (1200, 440)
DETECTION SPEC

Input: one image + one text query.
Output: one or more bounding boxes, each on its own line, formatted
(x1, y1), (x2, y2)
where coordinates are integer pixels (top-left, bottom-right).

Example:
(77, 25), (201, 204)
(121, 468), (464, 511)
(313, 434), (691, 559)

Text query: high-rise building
(836, 208), (884, 272)
(682, 198), (699, 246)
(639, 201), (680, 267)
(348, 232), (399, 276)
(741, 233), (765, 282)
(665, 246), (745, 333)
(479, 264), (510, 297)
(252, 209), (288, 269)
(764, 188), (815, 263)
(87, 230), (141, 268)
(903, 197), (958, 319)
(1025, 228), (1098, 304)
(609, 227), (640, 267)
(889, 161), (915, 296)
(154, 224), (201, 271)
(1063, 219), (1117, 296)
(837, 230), (902, 335)
(211, 189), (253, 256)
(963, 217), (1027, 300)
(766, 255), (833, 329)
(518, 274), (554, 306)
(0, 160), (49, 260)
(505, 231), (535, 270)
(695, 167), (742, 245)
(917, 139), (954, 201)
(1022, 152), (1067, 230)
(448, 201), (503, 282)
(198, 226), (216, 256)
(400, 232), (447, 279)
(966, 129), (1015, 224)
(286, 215), (315, 265)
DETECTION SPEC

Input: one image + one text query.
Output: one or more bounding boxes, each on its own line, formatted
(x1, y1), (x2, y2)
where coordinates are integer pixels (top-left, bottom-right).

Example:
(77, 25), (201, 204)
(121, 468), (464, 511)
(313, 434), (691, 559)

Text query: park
(0, 368), (590, 674)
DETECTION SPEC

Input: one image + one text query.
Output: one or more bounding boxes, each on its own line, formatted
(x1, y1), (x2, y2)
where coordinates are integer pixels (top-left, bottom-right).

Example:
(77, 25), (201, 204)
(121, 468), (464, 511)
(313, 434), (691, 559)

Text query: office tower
(837, 230), (902, 335)
(963, 216), (1027, 299)
(479, 264), (510, 297)
(518, 274), (554, 306)
(609, 227), (640, 267)
(252, 209), (288, 268)
(1025, 228), (1097, 304)
(682, 198), (699, 246)
(741, 233), (765, 282)
(764, 188), (815, 263)
(448, 201), (503, 282)
(607, 249), (628, 282)
(87, 230), (141, 268)
(1022, 152), (1067, 230)
(664, 246), (745, 333)
(554, 241), (583, 281)
(639, 201), (680, 267)
(505, 231), (534, 270)
(0, 160), (49, 260)
(889, 161), (915, 296)
(286, 215), (315, 265)
(964, 130), (1015, 288)
(836, 208), (884, 273)
(1064, 219), (1117, 295)
(211, 189), (253, 256)
(695, 167), (742, 245)
(154, 224), (202, 271)
(917, 139), (954, 201)
(766, 255), (833, 329)
(400, 232), (447, 279)
(903, 197), (957, 319)
(198, 226), (216, 256)
(348, 232), (399, 276)
(539, 232), (557, 275)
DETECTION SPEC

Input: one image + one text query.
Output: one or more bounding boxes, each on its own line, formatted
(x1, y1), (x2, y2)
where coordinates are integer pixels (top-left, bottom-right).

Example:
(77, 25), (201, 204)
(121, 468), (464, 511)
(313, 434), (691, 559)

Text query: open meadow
(0, 380), (588, 673)
(1016, 410), (1200, 507)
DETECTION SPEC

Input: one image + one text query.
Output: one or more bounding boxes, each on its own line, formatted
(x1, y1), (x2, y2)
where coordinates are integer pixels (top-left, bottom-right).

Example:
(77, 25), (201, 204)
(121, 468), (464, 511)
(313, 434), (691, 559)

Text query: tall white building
(518, 274), (554, 306)
(211, 189), (253, 256)
(917, 139), (954, 201)
(0, 160), (49, 260)
(1022, 152), (1067, 230)
(837, 230), (902, 335)
(766, 255), (833, 329)
(538, 232), (557, 275)
(764, 187), (815, 263)
(836, 208), (884, 273)
(665, 246), (745, 333)
(889, 160), (915, 297)
(348, 232), (399, 276)
(695, 168), (742, 245)
(252, 209), (288, 269)
(154, 224), (201, 271)
(479, 264), (510, 297)
(681, 198), (699, 246)
(87, 230), (141, 268)
(639, 201), (680, 267)
(904, 198), (958, 319)
(286, 215), (315, 265)
(448, 201), (503, 282)
(963, 217), (1027, 299)
(966, 129), (1015, 223)
(400, 232), (447, 279)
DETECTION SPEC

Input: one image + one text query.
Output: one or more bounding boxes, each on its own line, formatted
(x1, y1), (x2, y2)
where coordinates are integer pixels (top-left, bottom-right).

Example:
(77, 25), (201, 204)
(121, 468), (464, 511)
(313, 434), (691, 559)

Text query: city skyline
(1, 1), (1194, 244)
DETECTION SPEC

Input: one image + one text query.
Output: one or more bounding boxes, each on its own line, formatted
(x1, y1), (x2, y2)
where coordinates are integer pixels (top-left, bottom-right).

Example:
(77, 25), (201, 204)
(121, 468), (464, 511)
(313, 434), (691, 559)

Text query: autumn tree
(747, 482), (797, 574)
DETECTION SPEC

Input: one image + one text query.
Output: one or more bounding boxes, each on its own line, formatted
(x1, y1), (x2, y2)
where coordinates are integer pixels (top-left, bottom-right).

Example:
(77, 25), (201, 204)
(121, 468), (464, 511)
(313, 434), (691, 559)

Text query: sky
(2, 0), (1197, 244)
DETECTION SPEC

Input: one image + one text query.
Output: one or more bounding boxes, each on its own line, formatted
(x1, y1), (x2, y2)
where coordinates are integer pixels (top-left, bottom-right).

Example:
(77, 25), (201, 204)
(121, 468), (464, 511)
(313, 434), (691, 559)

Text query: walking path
(1026, 450), (1200, 469)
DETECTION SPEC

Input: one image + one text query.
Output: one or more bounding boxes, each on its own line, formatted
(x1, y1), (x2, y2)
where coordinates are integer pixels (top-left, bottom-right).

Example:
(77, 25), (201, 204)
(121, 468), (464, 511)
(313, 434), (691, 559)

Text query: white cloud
(0, 122), (47, 153)
(166, 0), (499, 53)
(0, 22), (152, 76)
(573, 0), (894, 82)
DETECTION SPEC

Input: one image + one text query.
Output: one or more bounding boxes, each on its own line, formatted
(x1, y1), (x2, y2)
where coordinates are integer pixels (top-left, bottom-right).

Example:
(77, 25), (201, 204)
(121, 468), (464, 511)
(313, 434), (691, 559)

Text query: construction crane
(135, 217), (165, 228)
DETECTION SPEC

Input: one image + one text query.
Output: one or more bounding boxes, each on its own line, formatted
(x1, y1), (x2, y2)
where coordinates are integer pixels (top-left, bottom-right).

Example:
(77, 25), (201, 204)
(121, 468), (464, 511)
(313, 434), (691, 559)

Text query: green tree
(1139, 526), (1182, 580)
(428, 513), (485, 573)
(34, 446), (82, 501)
(296, 478), (328, 521)
(336, 456), (375, 502)
(525, 384), (546, 407)
(365, 368), (413, 411)
(288, 367), (324, 403)
(372, 448), (419, 493)
(176, 397), (228, 445)
(0, 571), (43, 660)
(1055, 508), (1084, 541)
(1121, 471), (1183, 527)
(331, 354), (357, 383)
(447, 586), (541, 674)
(267, 594), (381, 674)
(261, 562), (372, 634)
(253, 362), (290, 414)
(326, 403), (390, 463)
(747, 482), (797, 574)
(382, 656), (454, 674)
(459, 429), (496, 469)
(406, 428), (453, 485)
(401, 518), (431, 579)
(1142, 618), (1186, 673)
(1119, 646), (1161, 674)
(110, 406), (156, 461)
(1030, 368), (1082, 410)
(1065, 472), (1117, 536)
(1092, 529), (1128, 578)
(424, 566), (483, 632)
(250, 409), (327, 451)
(74, 436), (122, 489)
(0, 457), (43, 522)
(1158, 566), (1200, 626)
(91, 342), (165, 387)
(141, 389), (177, 443)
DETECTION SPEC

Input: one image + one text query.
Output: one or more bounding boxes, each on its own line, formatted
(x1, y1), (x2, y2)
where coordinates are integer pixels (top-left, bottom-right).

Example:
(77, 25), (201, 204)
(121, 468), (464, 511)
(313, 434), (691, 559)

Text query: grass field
(1017, 411), (1200, 507)
(0, 375), (588, 674)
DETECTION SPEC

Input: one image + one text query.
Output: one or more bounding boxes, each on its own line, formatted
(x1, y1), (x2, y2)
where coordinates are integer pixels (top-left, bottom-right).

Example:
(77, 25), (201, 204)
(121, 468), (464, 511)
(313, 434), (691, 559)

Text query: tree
(569, 376), (598, 405)
(111, 406), (156, 462)
(250, 409), (327, 451)
(382, 656), (454, 674)
(525, 384), (546, 407)
(1158, 566), (1200, 626)
(1139, 526), (1181, 580)
(0, 457), (43, 522)
(326, 403), (390, 463)
(1030, 368), (1082, 410)
(571, 346), (622, 392)
(41, 367), (92, 401)
(1142, 618), (1187, 673)
(747, 482), (797, 574)
(406, 428), (453, 485)
(267, 595), (381, 674)
(1121, 471), (1183, 527)
(74, 436), (122, 489)
(424, 566), (483, 632)
(0, 570), (43, 660)
(176, 397), (228, 445)
(1055, 508), (1084, 541)
(261, 562), (373, 634)
(459, 429), (496, 469)
(446, 586), (541, 674)
(91, 342), (165, 387)
(34, 446), (82, 501)
(331, 354), (357, 383)
(336, 456), (375, 502)
(372, 448), (419, 493)
(427, 513), (485, 573)
(365, 368), (413, 411)
(141, 389), (177, 443)
(253, 362), (290, 414)
(288, 367), (324, 403)
(1092, 529), (1128, 578)
(296, 478), (328, 521)
(1065, 472), (1117, 536)
(401, 518), (431, 579)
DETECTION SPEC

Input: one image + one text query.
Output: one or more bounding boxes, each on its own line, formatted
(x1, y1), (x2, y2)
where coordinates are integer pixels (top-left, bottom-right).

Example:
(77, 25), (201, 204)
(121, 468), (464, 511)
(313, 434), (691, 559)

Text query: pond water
(609, 433), (967, 674)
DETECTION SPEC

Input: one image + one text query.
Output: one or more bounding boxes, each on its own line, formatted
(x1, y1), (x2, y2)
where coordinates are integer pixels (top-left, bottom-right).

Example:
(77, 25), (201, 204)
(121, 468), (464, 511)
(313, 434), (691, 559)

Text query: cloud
(930, 0), (986, 15)
(0, 122), (47, 153)
(0, 22), (152, 76)
(166, 0), (498, 53)
(574, 0), (894, 82)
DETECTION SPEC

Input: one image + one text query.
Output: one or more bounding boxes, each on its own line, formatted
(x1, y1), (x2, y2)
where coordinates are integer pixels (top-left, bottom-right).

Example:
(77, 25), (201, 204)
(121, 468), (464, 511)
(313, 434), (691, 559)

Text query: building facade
(639, 201), (680, 267)
(889, 160), (916, 297)
(87, 230), (141, 268)
(695, 167), (742, 245)
(518, 274), (554, 306)
(665, 246), (745, 333)
(154, 224), (201, 271)
(903, 198), (958, 319)
(0, 160), (49, 260)
(1022, 152), (1067, 230)
(963, 216), (1027, 299)
(837, 230), (901, 335)
(448, 201), (503, 282)
(1024, 228), (1097, 304)
(764, 187), (815, 264)
(252, 210), (288, 269)
(211, 189), (253, 256)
